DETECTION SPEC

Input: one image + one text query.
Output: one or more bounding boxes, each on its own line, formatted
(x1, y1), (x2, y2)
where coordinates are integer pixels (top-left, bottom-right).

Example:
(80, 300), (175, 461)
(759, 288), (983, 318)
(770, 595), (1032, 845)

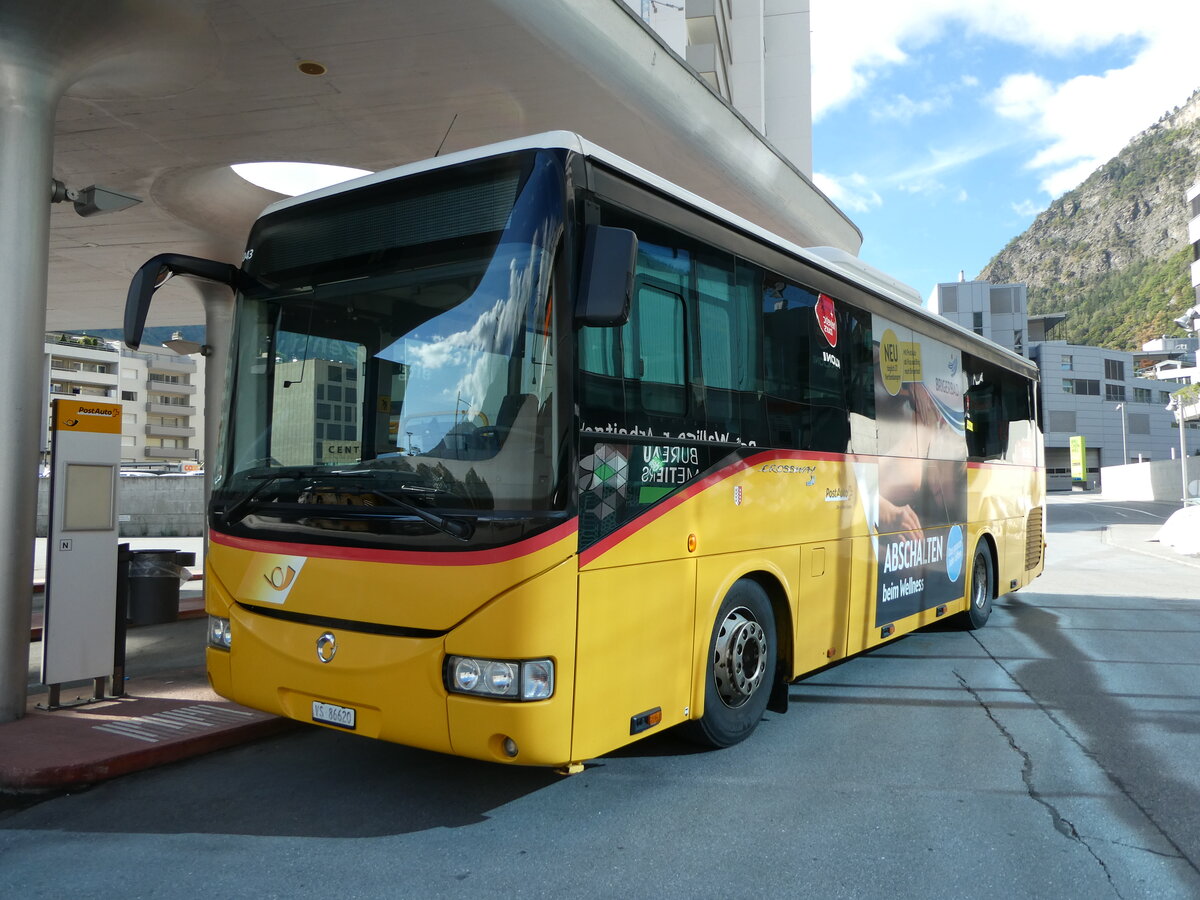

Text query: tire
(963, 544), (993, 630)
(684, 579), (777, 748)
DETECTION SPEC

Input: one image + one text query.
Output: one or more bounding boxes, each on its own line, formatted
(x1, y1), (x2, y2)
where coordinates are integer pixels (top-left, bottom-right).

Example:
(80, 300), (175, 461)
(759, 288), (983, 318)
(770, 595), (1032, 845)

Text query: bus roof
(259, 131), (1036, 379)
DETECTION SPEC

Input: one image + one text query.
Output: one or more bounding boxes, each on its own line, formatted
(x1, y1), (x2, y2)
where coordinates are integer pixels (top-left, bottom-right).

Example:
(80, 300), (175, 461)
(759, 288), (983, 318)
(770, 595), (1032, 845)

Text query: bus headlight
(445, 656), (554, 701)
(207, 615), (232, 650)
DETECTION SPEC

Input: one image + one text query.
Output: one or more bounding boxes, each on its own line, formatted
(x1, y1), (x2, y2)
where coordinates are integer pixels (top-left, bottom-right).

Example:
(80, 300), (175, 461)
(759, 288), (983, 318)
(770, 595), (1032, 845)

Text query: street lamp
(50, 179), (141, 217)
(1173, 304), (1200, 334)
(1115, 402), (1127, 464)
(163, 331), (211, 357)
(1166, 394), (1191, 504)
(1169, 304), (1199, 503)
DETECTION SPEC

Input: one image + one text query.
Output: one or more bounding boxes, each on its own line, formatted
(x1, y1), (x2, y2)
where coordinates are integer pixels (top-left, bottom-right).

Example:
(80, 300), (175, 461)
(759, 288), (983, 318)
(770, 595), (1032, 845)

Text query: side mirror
(576, 225), (637, 327)
(125, 253), (240, 350)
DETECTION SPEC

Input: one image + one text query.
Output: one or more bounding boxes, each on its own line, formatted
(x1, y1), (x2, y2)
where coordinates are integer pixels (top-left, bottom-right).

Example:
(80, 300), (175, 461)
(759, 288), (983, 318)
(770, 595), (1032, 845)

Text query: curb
(0, 697), (297, 793)
(1101, 525), (1200, 570)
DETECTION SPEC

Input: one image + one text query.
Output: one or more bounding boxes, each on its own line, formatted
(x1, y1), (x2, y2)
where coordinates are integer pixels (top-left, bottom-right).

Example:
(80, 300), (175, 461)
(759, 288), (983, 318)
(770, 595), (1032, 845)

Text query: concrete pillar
(0, 43), (65, 722)
(0, 0), (212, 722)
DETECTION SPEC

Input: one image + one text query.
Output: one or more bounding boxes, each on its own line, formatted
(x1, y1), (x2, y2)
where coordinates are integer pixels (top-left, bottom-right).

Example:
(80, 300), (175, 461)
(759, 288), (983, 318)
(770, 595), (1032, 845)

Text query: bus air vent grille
(1024, 506), (1044, 569)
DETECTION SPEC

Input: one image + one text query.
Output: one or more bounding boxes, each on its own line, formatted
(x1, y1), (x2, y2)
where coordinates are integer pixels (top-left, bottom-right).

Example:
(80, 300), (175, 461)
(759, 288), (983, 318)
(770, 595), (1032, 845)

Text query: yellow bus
(125, 132), (1044, 769)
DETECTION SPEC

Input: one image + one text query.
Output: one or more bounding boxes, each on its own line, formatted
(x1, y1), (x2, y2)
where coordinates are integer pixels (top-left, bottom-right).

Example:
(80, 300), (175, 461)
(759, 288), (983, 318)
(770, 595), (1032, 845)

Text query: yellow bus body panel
(205, 529), (581, 766)
(573, 559), (697, 759)
(444, 555), (578, 765)
(207, 525), (576, 632)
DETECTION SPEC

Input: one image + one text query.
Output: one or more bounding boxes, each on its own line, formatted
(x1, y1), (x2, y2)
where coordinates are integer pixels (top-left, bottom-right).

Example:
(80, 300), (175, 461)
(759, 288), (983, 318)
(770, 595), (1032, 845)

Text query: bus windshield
(212, 151), (566, 538)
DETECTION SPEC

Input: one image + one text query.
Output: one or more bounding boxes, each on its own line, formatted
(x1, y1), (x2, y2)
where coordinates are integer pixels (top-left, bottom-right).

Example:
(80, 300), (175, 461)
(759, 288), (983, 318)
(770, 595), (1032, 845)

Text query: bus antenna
(434, 113), (458, 157)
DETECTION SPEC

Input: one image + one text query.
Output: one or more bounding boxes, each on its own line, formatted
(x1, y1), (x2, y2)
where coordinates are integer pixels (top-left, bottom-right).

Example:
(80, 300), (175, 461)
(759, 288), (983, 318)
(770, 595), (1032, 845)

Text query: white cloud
(870, 92), (943, 123)
(990, 73), (1053, 121)
(883, 140), (1012, 196)
(813, 171), (882, 213)
(1011, 199), (1042, 217)
(811, 1), (1200, 197)
(992, 40), (1199, 195)
(819, 140), (1001, 209)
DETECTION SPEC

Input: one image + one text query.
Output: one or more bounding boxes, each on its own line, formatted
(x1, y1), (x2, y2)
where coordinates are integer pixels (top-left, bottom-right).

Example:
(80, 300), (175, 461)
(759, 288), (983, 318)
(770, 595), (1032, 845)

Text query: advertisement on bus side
(859, 315), (968, 626)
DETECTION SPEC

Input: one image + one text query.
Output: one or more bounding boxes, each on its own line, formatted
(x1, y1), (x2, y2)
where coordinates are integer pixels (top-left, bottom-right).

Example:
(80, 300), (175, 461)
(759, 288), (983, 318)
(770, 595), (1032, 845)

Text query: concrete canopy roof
(40, 0), (858, 333)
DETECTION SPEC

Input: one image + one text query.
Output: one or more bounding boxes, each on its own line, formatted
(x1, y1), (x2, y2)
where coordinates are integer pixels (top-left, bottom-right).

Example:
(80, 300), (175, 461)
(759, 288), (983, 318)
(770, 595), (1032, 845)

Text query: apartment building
(269, 357), (363, 466)
(43, 332), (205, 469)
(624, 0), (812, 175)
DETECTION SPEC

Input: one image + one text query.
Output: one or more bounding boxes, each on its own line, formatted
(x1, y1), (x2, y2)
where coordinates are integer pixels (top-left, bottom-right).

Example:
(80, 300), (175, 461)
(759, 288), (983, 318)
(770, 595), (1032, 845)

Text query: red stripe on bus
(210, 519), (579, 567)
(579, 449), (848, 567)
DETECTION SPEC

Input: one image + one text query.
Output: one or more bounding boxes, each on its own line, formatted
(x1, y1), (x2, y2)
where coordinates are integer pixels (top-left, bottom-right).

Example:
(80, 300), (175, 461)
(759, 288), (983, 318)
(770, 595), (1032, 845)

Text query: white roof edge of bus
(257, 130), (1034, 374)
(802, 247), (924, 306)
(257, 130), (591, 217)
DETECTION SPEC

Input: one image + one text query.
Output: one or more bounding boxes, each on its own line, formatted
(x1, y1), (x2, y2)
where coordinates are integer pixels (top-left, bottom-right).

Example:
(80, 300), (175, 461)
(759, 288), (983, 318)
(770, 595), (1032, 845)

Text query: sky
(808, 0), (1200, 298)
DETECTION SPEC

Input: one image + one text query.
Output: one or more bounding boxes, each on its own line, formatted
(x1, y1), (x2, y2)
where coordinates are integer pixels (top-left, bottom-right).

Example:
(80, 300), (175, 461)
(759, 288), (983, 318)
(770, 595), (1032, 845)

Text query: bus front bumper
(206, 559), (579, 767)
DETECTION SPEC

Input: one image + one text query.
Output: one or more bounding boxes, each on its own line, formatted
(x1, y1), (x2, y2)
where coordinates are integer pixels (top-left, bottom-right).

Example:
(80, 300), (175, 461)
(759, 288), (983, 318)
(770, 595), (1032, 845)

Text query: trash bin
(126, 550), (196, 625)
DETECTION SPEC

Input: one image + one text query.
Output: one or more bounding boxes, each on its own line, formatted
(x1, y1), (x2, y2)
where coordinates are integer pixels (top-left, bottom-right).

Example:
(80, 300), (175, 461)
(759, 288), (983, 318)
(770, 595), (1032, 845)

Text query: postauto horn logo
(815, 293), (838, 347)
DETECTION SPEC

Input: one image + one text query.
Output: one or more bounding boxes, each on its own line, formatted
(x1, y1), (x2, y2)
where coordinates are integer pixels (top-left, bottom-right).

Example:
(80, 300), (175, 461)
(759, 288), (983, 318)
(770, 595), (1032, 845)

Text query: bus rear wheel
(684, 579), (777, 749)
(963, 544), (993, 630)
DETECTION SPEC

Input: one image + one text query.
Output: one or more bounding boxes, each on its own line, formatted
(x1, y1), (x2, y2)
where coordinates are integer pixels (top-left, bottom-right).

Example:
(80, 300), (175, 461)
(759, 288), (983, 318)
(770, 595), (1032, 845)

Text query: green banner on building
(1069, 435), (1087, 482)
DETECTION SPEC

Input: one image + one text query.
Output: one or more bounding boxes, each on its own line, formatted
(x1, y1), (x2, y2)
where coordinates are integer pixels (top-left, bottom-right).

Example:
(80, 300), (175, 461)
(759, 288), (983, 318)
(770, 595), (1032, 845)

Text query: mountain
(978, 88), (1200, 349)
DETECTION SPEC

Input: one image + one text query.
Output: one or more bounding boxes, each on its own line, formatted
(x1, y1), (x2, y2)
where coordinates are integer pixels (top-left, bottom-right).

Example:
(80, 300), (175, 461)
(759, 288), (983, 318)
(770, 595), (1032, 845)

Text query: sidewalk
(1103, 523), (1200, 569)
(2, 539), (294, 794)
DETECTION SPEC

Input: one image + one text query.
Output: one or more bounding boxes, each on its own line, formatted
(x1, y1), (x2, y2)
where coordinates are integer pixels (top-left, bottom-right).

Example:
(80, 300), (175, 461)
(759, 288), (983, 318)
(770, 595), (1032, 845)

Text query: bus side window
(577, 278), (686, 424)
(696, 255), (763, 441)
(578, 322), (627, 425)
(965, 372), (998, 461)
(1002, 372), (1036, 465)
(965, 354), (1034, 463)
(760, 276), (851, 453)
(843, 306), (877, 455)
(631, 280), (686, 416)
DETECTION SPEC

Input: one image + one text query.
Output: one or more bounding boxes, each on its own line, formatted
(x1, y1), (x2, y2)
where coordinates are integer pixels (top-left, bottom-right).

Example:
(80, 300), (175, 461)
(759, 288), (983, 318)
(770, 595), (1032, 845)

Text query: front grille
(237, 601), (447, 639)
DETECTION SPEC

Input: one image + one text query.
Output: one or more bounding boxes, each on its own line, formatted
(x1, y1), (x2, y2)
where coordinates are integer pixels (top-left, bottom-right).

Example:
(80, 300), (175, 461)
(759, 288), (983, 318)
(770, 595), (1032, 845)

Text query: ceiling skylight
(231, 161), (371, 197)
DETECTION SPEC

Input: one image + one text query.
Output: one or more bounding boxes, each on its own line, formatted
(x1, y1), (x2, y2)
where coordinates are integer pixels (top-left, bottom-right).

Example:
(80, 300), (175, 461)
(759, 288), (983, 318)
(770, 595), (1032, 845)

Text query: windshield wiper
(219, 467), (315, 526)
(365, 488), (474, 541)
(219, 467), (475, 540)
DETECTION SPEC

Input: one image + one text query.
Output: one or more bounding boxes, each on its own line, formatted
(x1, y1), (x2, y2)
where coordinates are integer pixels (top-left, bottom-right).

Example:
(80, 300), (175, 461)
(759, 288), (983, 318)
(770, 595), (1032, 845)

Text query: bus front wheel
(684, 579), (777, 748)
(963, 544), (994, 630)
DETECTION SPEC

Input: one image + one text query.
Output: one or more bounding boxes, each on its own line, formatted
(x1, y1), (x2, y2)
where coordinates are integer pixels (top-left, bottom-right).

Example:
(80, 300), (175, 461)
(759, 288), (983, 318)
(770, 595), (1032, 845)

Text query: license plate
(312, 700), (356, 729)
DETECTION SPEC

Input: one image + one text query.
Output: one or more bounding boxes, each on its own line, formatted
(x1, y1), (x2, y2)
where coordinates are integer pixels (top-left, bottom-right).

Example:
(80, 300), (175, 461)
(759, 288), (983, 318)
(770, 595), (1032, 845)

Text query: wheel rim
(713, 606), (767, 708)
(972, 555), (989, 610)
